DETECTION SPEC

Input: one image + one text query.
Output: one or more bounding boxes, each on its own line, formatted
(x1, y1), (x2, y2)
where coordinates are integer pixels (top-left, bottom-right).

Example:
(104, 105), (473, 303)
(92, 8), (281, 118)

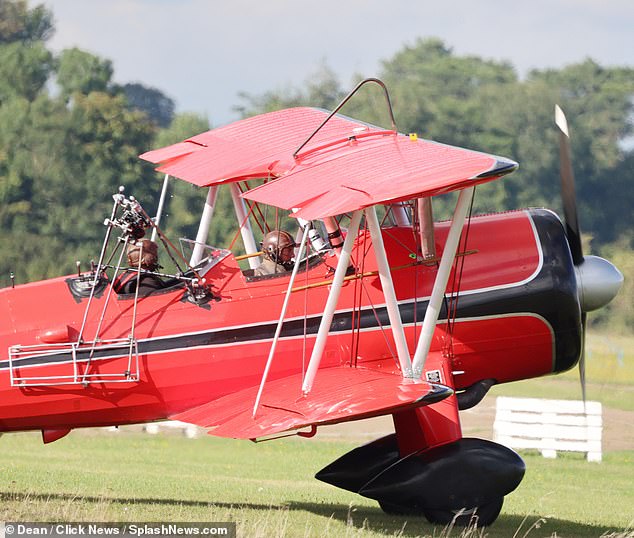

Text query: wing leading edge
(170, 366), (452, 439)
(243, 133), (517, 219)
(139, 107), (382, 186)
(139, 107), (518, 208)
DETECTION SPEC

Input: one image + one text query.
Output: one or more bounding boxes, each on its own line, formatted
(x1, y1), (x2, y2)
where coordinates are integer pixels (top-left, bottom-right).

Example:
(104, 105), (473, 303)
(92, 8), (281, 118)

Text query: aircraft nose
(575, 255), (623, 312)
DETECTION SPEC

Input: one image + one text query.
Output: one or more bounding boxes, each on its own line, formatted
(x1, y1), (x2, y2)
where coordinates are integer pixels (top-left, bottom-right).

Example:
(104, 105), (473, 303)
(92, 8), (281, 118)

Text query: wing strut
(411, 186), (475, 377)
(230, 183), (260, 269)
(190, 186), (219, 266)
(252, 222), (311, 417)
(302, 210), (363, 394)
(366, 206), (413, 377)
(151, 174), (170, 243)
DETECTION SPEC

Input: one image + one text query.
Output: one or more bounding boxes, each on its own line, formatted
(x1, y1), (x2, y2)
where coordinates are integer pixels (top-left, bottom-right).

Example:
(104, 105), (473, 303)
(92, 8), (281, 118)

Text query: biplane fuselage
(0, 80), (622, 526)
(0, 208), (579, 433)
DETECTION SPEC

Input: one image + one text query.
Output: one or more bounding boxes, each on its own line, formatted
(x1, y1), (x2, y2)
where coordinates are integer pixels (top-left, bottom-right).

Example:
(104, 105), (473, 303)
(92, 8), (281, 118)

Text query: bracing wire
(228, 183), (261, 251)
(301, 224), (311, 382)
(443, 188), (477, 357)
(350, 220), (369, 368)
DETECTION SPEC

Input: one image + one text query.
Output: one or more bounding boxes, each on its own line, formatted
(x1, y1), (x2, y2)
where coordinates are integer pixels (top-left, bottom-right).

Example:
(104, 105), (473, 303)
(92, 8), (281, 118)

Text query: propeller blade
(555, 105), (584, 265)
(579, 311), (587, 405)
(579, 312), (588, 402)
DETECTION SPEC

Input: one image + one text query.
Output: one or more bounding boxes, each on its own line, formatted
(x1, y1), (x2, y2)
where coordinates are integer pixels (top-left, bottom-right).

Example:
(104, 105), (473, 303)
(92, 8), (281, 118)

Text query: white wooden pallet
(493, 396), (602, 462)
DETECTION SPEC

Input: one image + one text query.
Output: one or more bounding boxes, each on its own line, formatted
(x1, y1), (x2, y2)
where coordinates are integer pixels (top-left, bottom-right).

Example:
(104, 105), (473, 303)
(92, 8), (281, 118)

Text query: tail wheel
(423, 496), (504, 527)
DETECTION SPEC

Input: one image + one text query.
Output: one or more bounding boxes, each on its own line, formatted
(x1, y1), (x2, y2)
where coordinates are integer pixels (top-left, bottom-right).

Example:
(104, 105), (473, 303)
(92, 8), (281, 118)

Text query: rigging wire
(302, 236), (310, 383)
(412, 200), (424, 345)
(350, 220), (369, 367)
(351, 219), (399, 370)
(360, 279), (397, 365)
(228, 184), (260, 252)
(238, 181), (269, 235)
(443, 188), (477, 357)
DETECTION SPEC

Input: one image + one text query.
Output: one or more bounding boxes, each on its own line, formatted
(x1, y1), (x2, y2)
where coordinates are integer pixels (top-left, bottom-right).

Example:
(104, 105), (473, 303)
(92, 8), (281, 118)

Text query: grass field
(1, 431), (632, 538)
(1, 332), (633, 537)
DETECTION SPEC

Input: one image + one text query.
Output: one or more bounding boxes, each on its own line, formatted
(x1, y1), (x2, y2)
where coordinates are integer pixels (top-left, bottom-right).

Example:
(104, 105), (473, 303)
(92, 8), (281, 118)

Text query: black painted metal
(317, 437), (525, 520)
(456, 379), (495, 410)
(315, 434), (400, 493)
(360, 438), (525, 510)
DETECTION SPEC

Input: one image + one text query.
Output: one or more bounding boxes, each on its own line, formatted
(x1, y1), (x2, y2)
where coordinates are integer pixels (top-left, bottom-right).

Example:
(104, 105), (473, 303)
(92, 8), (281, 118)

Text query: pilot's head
(127, 239), (159, 270)
(262, 230), (295, 264)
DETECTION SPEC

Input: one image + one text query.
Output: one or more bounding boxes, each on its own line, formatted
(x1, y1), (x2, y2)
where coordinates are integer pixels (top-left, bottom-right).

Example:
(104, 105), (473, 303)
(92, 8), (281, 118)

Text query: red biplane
(0, 79), (622, 525)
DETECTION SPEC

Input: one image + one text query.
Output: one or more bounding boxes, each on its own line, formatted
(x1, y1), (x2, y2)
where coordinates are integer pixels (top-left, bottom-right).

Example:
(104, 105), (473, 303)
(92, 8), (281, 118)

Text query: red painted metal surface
(172, 366), (448, 439)
(0, 211), (555, 437)
(393, 354), (462, 456)
(140, 108), (380, 186)
(140, 107), (516, 212)
(245, 134), (514, 219)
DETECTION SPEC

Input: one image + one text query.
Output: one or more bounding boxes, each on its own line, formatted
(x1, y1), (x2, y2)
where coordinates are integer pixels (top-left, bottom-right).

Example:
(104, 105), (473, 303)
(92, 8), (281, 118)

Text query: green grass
(2, 331), (632, 536)
(1, 431), (633, 537)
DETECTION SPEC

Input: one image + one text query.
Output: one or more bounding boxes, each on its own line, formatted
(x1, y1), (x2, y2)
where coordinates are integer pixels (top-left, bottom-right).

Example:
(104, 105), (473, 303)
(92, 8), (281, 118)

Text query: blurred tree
(121, 82), (175, 127)
(593, 233), (634, 333)
(0, 1), (631, 335)
(0, 42), (54, 102)
(0, 0), (54, 104)
(0, 0), (53, 43)
(378, 38), (517, 144)
(526, 60), (634, 244)
(233, 41), (633, 332)
(0, 95), (67, 232)
(57, 47), (113, 100)
(154, 112), (209, 147)
(0, 90), (157, 283)
(149, 112), (213, 244)
(234, 63), (346, 117)
(236, 39), (634, 245)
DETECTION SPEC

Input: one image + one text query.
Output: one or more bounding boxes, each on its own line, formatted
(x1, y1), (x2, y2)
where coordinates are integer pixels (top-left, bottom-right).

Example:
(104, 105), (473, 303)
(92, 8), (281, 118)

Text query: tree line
(0, 1), (631, 330)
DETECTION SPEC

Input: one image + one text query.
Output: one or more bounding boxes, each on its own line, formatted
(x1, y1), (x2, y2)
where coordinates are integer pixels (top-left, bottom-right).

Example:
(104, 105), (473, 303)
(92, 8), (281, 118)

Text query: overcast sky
(42, 0), (633, 126)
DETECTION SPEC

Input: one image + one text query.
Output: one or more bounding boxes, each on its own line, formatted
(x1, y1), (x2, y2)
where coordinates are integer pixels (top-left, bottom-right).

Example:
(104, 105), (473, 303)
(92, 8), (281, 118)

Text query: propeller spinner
(554, 105), (623, 402)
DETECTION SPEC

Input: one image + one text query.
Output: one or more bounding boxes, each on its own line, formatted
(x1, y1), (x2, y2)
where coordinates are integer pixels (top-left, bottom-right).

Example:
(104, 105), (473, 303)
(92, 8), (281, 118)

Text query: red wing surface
(140, 108), (382, 186)
(141, 107), (516, 213)
(170, 367), (452, 439)
(244, 134), (517, 219)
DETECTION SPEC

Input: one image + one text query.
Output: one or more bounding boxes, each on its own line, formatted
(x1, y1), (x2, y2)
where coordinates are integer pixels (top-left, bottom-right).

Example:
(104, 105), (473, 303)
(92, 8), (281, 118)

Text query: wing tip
(474, 156), (519, 180)
(418, 383), (454, 405)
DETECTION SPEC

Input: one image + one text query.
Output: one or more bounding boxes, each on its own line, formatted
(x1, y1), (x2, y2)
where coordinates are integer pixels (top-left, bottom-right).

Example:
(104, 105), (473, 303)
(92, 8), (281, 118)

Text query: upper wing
(170, 366), (452, 439)
(139, 108), (382, 186)
(243, 133), (516, 219)
(139, 107), (517, 206)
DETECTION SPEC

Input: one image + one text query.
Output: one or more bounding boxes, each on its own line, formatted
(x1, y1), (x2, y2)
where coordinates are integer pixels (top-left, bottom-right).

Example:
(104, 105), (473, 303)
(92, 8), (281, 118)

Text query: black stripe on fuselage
(1, 210), (581, 373)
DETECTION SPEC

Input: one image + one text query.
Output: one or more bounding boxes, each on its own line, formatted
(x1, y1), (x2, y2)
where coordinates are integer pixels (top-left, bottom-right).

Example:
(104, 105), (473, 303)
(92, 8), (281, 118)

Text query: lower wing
(170, 366), (452, 439)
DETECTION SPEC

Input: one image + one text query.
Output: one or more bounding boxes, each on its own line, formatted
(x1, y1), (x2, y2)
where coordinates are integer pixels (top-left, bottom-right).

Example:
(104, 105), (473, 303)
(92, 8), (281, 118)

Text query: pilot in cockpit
(254, 230), (296, 277)
(115, 239), (167, 294)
